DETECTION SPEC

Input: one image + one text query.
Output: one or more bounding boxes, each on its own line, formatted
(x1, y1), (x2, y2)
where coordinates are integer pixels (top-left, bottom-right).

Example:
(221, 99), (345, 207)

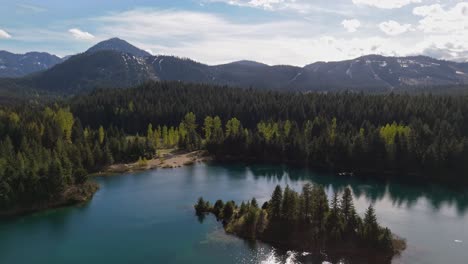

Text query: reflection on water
(1, 162), (467, 264)
(231, 162), (468, 216)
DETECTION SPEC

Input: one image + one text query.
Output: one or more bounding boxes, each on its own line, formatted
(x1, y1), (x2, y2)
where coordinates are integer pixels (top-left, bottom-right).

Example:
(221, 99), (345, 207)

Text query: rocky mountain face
(0, 51), (63, 78)
(2, 38), (468, 94)
(86, 38), (151, 57)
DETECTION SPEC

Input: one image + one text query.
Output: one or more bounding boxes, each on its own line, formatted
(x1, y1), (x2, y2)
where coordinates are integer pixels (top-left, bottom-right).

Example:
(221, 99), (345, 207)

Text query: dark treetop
(195, 184), (406, 263)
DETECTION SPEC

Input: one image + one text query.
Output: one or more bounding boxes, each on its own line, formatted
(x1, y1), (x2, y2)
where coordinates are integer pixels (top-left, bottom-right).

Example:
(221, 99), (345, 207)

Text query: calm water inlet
(1, 163), (467, 264)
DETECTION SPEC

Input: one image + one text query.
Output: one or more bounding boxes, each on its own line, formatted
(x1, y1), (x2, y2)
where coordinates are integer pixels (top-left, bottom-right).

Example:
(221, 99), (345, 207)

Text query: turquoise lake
(1, 162), (467, 264)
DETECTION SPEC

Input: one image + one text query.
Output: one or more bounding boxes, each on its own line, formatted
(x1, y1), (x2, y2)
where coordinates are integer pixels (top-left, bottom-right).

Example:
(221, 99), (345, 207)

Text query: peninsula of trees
(0, 106), (155, 215)
(195, 184), (406, 263)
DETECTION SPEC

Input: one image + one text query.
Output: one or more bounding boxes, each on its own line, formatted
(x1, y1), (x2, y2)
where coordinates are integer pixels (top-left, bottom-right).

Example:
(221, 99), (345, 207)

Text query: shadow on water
(213, 161), (468, 216)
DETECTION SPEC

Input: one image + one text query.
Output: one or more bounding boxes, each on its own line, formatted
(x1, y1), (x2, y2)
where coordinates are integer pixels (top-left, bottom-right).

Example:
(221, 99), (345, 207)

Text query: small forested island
(2, 81), (468, 216)
(195, 184), (406, 262)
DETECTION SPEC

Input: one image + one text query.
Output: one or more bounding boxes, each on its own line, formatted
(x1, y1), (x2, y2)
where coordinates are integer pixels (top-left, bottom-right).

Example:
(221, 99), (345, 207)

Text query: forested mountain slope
(0, 51), (63, 78)
(1, 38), (468, 95)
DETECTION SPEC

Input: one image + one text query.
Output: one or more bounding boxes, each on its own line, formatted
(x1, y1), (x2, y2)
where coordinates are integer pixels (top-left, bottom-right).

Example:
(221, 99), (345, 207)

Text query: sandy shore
(103, 149), (211, 174)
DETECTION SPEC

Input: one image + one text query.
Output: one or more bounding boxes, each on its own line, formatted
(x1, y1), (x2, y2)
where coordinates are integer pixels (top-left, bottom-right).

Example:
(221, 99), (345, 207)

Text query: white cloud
(205, 0), (350, 15)
(210, 0), (305, 10)
(0, 29), (12, 39)
(240, 0), (283, 10)
(379, 20), (412, 36)
(413, 3), (468, 33)
(68, 28), (95, 40)
(92, 9), (427, 65)
(16, 3), (47, 13)
(410, 2), (468, 61)
(352, 0), (422, 9)
(342, 19), (361, 32)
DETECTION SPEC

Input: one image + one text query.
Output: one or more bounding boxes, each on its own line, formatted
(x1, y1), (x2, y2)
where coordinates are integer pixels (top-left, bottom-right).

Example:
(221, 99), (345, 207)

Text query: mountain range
(1, 37), (468, 95)
(0, 51), (63, 78)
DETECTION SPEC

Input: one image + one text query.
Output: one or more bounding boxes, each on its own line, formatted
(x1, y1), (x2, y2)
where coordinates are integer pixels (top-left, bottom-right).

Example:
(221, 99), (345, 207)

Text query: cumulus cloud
(0, 29), (12, 39)
(342, 19), (361, 32)
(411, 2), (468, 61)
(413, 3), (468, 33)
(352, 0), (422, 9)
(379, 20), (412, 36)
(68, 28), (95, 40)
(92, 9), (427, 65)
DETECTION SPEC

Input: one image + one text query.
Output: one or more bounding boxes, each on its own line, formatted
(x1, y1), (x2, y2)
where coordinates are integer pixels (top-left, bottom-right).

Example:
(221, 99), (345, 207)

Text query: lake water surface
(1, 162), (467, 264)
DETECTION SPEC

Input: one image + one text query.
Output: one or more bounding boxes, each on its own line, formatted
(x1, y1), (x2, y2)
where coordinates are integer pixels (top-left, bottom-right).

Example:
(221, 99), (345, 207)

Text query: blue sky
(0, 0), (467, 65)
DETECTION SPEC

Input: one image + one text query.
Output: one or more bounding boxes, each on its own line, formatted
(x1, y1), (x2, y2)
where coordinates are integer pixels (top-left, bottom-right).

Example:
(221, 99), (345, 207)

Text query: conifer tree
(269, 185), (283, 220)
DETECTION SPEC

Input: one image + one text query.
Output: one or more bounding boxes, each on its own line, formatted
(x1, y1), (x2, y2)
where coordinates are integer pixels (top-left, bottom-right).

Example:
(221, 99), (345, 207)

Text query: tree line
(70, 81), (468, 181)
(2, 80), (468, 210)
(0, 106), (155, 210)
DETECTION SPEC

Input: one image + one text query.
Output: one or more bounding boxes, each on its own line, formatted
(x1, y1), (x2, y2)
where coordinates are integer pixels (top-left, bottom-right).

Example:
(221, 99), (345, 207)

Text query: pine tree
(223, 201), (235, 221)
(269, 185), (283, 220)
(311, 185), (329, 228)
(363, 205), (379, 243)
(104, 144), (114, 165)
(300, 183), (313, 223)
(282, 185), (299, 222)
(251, 197), (258, 208)
(341, 187), (357, 232)
(213, 200), (224, 218)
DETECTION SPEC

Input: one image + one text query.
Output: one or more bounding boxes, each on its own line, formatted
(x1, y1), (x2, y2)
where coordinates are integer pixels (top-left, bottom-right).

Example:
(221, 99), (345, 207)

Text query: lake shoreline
(195, 186), (407, 264)
(210, 155), (468, 186)
(225, 227), (405, 264)
(97, 149), (211, 176)
(0, 181), (99, 219)
(1, 150), (209, 218)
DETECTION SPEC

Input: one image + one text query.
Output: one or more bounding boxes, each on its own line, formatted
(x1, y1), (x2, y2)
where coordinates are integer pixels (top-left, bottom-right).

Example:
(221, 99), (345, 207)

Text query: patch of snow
(136, 57), (146, 66)
(456, 71), (465, 75)
(121, 54), (129, 69)
(289, 72), (302, 82)
(159, 59), (164, 71)
(346, 68), (352, 79)
(454, 240), (463, 243)
(346, 61), (356, 79)
(0, 65), (6, 70)
(397, 59), (410, 68)
(379, 61), (388, 67)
